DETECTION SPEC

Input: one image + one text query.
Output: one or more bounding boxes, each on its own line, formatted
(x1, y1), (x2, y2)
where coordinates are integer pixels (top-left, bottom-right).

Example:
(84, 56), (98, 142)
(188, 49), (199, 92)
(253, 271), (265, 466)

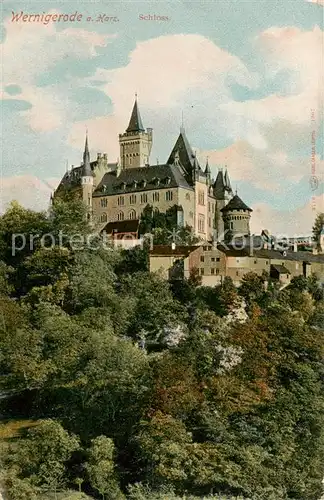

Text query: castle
(54, 97), (324, 286)
(54, 96), (252, 243)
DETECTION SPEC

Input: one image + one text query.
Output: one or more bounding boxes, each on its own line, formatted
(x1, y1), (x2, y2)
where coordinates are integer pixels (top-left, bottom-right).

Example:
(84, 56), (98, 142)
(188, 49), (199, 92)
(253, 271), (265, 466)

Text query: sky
(1, 0), (324, 235)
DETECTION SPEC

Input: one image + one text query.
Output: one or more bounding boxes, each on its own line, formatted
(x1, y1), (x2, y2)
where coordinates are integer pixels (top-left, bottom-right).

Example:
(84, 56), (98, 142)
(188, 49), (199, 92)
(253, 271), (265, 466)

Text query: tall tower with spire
(81, 132), (94, 219)
(119, 95), (153, 169)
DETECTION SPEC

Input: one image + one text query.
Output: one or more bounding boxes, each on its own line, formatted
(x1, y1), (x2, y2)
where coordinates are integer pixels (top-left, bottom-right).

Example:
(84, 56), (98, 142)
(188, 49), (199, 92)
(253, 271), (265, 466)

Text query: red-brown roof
(101, 219), (140, 234)
(149, 245), (199, 257)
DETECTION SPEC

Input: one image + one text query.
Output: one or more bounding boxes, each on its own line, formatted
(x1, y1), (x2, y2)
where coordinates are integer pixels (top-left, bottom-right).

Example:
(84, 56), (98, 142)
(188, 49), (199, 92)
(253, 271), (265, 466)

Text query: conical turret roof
(221, 194), (252, 212)
(126, 97), (145, 133)
(82, 133), (94, 177)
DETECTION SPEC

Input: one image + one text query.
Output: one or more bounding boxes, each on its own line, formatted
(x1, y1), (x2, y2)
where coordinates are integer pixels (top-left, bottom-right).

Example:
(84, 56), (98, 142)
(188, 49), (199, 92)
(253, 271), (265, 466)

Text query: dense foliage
(0, 201), (323, 500)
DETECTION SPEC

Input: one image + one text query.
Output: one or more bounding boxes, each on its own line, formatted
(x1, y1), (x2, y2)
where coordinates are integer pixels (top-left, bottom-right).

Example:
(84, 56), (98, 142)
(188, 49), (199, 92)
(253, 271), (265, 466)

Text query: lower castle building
(54, 96), (245, 242)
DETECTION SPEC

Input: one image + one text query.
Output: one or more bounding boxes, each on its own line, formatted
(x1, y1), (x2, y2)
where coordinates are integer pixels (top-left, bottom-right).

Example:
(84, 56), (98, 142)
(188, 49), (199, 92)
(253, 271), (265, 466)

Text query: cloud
(222, 26), (323, 148)
(69, 34), (258, 154)
(0, 176), (59, 214)
(305, 0), (324, 5)
(68, 29), (323, 191)
(197, 141), (324, 191)
(251, 194), (324, 236)
(1, 12), (115, 131)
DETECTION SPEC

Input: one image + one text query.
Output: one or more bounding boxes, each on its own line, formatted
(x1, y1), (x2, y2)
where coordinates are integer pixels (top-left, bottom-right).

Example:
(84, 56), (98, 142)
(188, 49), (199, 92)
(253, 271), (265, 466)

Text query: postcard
(1, 1), (324, 499)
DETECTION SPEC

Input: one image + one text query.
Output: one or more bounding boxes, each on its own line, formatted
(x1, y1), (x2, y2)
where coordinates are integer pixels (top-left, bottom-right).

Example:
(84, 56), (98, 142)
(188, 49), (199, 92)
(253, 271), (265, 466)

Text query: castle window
(200, 256), (204, 262)
(208, 202), (210, 212)
(212, 204), (215, 213)
(211, 268), (215, 275)
(166, 191), (173, 202)
(153, 192), (160, 202)
(198, 191), (205, 205)
(208, 217), (211, 227)
(200, 268), (204, 275)
(236, 271), (239, 276)
(186, 193), (190, 201)
(128, 209), (136, 220)
(216, 257), (220, 262)
(129, 157), (132, 165)
(230, 222), (234, 229)
(117, 212), (124, 221)
(216, 269), (219, 275)
(211, 257), (215, 262)
(198, 214), (205, 233)
(141, 193), (148, 204)
(100, 213), (108, 223)
(101, 198), (108, 208)
(117, 196), (124, 206)
(130, 194), (137, 204)
(254, 260), (257, 264)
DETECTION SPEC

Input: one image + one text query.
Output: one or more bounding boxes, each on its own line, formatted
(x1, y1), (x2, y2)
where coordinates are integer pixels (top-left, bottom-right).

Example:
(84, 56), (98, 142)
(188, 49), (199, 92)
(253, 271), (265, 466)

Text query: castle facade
(54, 97), (252, 242)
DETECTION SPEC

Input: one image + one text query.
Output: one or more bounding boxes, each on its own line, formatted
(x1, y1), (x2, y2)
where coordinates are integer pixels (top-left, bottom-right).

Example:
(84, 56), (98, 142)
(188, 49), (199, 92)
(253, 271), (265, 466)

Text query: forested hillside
(0, 200), (323, 500)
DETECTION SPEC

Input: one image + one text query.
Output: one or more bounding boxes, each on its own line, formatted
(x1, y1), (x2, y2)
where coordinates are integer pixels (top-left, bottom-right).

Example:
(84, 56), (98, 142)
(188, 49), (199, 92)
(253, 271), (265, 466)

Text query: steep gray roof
(221, 194), (252, 212)
(126, 98), (145, 133)
(93, 163), (193, 196)
(167, 128), (202, 183)
(56, 161), (117, 192)
(213, 170), (226, 199)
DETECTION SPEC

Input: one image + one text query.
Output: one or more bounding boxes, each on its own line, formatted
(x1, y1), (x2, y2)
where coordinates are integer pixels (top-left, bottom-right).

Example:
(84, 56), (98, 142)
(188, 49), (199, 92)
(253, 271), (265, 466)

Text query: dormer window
(142, 179), (147, 188)
(121, 182), (126, 191)
(165, 176), (171, 185)
(133, 181), (137, 189)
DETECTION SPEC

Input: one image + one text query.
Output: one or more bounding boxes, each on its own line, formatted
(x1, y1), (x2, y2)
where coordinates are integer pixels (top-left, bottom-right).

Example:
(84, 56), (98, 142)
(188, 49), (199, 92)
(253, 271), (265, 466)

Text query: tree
(5, 420), (79, 498)
(312, 213), (324, 249)
(86, 436), (123, 499)
(238, 272), (266, 308)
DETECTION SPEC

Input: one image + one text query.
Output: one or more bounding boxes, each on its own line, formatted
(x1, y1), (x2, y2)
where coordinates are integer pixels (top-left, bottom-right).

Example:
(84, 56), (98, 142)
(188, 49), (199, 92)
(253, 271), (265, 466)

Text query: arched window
(100, 213), (108, 223)
(128, 209), (136, 220)
(117, 212), (124, 221)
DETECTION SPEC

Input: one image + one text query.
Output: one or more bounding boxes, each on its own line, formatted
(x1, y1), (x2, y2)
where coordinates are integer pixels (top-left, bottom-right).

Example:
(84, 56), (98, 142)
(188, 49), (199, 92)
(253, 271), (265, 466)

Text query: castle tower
(119, 95), (153, 169)
(81, 132), (94, 219)
(221, 193), (252, 244)
(213, 168), (233, 240)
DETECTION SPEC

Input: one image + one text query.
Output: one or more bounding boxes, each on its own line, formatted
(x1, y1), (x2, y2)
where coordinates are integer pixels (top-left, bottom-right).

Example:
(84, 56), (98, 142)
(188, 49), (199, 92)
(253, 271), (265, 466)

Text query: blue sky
(1, 0), (323, 234)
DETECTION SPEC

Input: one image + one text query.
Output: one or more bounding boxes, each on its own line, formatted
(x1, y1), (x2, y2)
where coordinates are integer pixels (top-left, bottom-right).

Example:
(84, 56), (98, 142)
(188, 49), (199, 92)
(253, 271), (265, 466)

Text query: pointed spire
(224, 168), (232, 192)
(82, 131), (93, 177)
(205, 157), (211, 175)
(126, 95), (145, 133)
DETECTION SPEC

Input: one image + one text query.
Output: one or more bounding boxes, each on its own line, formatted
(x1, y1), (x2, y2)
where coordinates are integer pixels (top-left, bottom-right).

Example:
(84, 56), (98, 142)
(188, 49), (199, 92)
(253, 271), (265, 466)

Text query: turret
(221, 193), (252, 244)
(81, 133), (94, 219)
(204, 157), (211, 183)
(119, 95), (153, 169)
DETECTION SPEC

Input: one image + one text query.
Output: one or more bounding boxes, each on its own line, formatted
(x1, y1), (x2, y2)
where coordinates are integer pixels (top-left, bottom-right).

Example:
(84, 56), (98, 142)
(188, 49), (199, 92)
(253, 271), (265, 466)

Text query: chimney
(103, 153), (107, 162)
(97, 153), (102, 160)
